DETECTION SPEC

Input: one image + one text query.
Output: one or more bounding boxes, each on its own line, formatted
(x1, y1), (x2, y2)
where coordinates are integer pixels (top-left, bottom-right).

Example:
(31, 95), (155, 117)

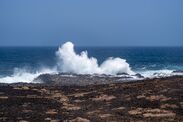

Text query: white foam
(56, 42), (134, 75)
(139, 69), (174, 78)
(1, 41), (182, 84)
(0, 68), (57, 83)
(0, 41), (134, 83)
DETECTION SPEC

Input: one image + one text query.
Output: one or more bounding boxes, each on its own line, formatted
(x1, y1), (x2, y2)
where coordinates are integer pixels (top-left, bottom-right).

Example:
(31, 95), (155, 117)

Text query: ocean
(0, 42), (183, 83)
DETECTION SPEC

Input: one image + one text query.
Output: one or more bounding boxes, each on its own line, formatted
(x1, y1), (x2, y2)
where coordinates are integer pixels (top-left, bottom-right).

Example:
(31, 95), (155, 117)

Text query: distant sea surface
(0, 46), (183, 83)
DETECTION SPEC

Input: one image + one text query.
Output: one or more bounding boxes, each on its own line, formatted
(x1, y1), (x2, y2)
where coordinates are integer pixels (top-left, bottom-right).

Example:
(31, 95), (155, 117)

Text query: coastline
(0, 76), (182, 121)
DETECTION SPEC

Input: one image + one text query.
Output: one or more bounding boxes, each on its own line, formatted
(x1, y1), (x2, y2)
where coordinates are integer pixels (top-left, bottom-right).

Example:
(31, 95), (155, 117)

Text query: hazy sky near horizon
(0, 0), (183, 46)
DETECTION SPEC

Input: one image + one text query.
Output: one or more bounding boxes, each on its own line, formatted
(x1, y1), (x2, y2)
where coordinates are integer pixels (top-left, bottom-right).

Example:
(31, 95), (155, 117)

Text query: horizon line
(0, 45), (183, 48)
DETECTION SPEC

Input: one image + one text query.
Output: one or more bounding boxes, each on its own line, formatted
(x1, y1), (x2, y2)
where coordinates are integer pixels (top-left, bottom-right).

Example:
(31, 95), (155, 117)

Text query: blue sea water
(0, 46), (183, 83)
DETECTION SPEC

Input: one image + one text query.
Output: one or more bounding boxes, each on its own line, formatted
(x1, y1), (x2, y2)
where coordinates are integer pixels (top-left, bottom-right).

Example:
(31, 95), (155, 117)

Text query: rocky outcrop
(33, 73), (143, 86)
(172, 70), (183, 73)
(0, 76), (182, 121)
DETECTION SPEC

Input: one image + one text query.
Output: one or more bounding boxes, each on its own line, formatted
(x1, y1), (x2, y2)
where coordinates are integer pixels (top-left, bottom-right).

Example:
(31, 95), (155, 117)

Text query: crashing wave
(56, 42), (134, 75)
(0, 42), (183, 83)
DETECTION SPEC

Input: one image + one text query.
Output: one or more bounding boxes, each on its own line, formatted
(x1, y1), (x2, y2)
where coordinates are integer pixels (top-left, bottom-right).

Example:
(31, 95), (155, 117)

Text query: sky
(0, 0), (183, 46)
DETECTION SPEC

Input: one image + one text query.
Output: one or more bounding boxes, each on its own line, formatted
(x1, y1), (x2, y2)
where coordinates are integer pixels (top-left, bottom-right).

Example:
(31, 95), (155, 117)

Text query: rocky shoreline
(0, 76), (182, 122)
(33, 73), (143, 86)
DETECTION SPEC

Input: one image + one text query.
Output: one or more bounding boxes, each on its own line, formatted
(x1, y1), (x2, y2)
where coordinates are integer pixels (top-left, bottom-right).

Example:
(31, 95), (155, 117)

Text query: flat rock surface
(0, 76), (183, 122)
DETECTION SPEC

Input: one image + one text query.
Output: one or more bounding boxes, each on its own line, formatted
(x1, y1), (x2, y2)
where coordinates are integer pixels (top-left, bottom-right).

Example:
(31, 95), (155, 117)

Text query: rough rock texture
(33, 73), (138, 86)
(0, 76), (182, 122)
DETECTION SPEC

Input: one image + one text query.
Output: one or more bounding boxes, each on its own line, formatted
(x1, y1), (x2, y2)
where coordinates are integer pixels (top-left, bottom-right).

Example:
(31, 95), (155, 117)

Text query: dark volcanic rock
(172, 70), (183, 73)
(134, 73), (144, 78)
(116, 72), (129, 75)
(34, 74), (53, 83)
(33, 73), (133, 86)
(0, 76), (183, 121)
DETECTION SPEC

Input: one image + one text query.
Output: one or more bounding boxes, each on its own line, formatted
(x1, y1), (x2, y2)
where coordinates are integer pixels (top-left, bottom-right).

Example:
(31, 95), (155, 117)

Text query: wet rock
(33, 74), (53, 83)
(116, 72), (129, 75)
(172, 70), (183, 73)
(34, 73), (133, 86)
(153, 73), (159, 75)
(134, 73), (144, 78)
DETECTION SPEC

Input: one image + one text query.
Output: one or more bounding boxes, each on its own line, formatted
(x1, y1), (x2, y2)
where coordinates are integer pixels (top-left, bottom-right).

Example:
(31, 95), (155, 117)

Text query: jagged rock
(116, 72), (129, 75)
(0, 75), (182, 121)
(134, 73), (144, 78)
(172, 70), (183, 73)
(92, 94), (116, 101)
(69, 117), (90, 122)
(33, 73), (134, 86)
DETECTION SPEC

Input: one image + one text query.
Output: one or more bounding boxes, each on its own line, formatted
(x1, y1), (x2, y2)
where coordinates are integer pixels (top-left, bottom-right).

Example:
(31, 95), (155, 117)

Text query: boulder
(116, 72), (129, 75)
(172, 70), (183, 73)
(134, 73), (144, 78)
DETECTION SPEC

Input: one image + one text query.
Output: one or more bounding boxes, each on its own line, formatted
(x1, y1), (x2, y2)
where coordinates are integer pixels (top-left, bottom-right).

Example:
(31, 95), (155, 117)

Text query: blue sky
(0, 0), (183, 46)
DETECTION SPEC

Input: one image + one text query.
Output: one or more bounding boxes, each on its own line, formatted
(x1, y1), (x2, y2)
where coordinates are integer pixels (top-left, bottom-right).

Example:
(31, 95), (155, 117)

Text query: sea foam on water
(2, 42), (181, 84)
(0, 42), (134, 83)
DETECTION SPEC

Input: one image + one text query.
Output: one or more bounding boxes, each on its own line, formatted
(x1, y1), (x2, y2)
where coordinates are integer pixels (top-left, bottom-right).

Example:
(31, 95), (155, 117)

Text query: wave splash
(1, 42), (182, 84)
(56, 42), (134, 75)
(0, 41), (134, 83)
(0, 68), (57, 84)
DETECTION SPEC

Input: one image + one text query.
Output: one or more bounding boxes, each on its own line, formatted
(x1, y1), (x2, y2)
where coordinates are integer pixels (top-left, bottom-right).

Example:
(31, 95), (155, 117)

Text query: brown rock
(99, 114), (112, 118)
(63, 103), (81, 111)
(128, 109), (142, 115)
(0, 96), (8, 99)
(46, 109), (57, 115)
(92, 94), (116, 101)
(143, 113), (176, 118)
(161, 104), (178, 109)
(69, 117), (90, 122)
